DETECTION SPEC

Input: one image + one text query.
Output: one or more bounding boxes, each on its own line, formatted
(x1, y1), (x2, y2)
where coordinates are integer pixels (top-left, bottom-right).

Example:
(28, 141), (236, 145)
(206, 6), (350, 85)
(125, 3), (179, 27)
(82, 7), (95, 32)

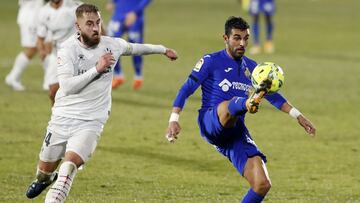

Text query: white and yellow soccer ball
(251, 62), (284, 94)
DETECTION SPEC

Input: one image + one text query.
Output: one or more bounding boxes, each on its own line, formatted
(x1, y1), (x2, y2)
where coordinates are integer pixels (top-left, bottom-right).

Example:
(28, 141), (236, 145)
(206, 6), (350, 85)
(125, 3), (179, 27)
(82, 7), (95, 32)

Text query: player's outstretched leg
(26, 169), (58, 199)
(44, 161), (78, 203)
(242, 156), (271, 203)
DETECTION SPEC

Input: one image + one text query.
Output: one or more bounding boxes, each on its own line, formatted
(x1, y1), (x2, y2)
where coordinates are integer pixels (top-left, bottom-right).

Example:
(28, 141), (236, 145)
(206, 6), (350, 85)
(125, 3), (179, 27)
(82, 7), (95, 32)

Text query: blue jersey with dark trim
(173, 49), (286, 114)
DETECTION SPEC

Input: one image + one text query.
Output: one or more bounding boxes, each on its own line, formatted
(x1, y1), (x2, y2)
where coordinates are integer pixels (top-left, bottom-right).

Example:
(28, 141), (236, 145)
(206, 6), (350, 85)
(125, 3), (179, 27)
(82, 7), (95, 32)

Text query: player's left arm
(118, 39), (178, 60)
(266, 93), (316, 136)
(280, 102), (316, 136)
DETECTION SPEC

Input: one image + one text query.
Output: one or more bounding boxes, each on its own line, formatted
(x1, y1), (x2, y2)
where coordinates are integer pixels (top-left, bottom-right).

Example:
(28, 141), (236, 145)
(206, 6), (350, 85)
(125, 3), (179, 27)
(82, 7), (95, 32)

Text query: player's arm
(166, 56), (210, 142)
(118, 39), (178, 60)
(266, 93), (316, 136)
(166, 76), (201, 142)
(57, 50), (115, 96)
(280, 102), (316, 136)
(36, 9), (49, 61)
(36, 36), (47, 61)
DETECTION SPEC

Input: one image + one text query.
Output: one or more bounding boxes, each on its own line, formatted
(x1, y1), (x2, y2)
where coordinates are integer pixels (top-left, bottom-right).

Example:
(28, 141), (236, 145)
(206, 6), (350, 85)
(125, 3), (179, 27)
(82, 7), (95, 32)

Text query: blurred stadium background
(0, 0), (359, 202)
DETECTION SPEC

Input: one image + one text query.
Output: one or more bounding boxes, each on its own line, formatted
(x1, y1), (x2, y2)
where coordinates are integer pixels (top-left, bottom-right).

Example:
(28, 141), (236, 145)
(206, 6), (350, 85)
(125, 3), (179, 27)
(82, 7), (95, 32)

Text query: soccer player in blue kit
(165, 16), (316, 202)
(106, 0), (152, 90)
(248, 0), (276, 54)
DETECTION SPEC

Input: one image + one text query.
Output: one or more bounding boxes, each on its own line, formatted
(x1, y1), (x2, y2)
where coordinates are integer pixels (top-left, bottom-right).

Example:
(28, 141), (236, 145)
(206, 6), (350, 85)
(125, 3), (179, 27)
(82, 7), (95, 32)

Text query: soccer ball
(251, 62), (284, 93)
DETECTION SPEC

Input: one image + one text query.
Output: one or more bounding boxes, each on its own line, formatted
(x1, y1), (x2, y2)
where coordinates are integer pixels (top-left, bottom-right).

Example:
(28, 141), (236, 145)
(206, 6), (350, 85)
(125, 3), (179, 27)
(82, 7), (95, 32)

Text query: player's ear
(223, 34), (229, 44)
(75, 22), (81, 32)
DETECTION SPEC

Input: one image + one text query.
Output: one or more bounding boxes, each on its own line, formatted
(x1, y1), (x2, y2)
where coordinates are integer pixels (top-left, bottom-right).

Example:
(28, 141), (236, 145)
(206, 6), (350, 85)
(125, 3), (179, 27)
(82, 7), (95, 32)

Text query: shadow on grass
(97, 145), (223, 172)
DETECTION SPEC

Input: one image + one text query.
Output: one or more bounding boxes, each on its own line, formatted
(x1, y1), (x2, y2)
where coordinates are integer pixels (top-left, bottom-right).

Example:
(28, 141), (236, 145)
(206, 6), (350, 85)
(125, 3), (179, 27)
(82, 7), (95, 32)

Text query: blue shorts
(107, 16), (144, 43)
(249, 0), (275, 16)
(198, 107), (267, 176)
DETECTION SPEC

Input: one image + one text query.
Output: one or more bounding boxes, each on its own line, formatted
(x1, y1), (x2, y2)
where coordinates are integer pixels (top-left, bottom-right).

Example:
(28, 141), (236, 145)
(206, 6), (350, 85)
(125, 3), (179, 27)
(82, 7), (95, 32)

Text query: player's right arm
(165, 56), (211, 142)
(57, 49), (115, 96)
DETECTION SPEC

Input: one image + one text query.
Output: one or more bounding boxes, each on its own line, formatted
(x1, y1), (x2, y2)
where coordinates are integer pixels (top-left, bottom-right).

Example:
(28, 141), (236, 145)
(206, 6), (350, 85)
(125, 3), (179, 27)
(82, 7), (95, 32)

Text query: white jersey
(17, 0), (43, 25)
(53, 35), (133, 123)
(37, 0), (81, 48)
(53, 35), (166, 123)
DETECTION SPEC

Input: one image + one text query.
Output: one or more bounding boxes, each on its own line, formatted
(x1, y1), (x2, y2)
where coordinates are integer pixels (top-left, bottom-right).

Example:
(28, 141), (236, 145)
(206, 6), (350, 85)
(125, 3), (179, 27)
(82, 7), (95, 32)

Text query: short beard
(80, 32), (100, 47)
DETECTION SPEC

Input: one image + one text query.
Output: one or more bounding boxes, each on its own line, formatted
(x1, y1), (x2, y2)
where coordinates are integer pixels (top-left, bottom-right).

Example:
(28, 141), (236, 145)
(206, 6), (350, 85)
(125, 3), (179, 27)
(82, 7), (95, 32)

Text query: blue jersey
(111, 0), (151, 21)
(173, 49), (286, 118)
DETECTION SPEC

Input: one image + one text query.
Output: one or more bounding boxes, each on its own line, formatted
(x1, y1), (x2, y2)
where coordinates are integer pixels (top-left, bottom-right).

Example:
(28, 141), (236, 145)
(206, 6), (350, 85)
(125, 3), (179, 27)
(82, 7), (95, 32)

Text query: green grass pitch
(0, 0), (359, 202)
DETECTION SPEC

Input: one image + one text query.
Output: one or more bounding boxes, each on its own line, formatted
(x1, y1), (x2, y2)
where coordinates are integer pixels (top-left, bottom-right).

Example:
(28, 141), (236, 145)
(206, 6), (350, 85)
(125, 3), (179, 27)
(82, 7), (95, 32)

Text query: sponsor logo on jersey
(224, 67), (233, 72)
(193, 58), (204, 72)
(219, 78), (252, 92)
(219, 79), (232, 92)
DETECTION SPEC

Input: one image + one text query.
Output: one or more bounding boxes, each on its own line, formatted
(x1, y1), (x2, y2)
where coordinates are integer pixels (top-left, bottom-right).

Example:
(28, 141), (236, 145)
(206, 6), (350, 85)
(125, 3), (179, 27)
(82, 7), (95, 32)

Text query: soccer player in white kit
(25, 4), (178, 202)
(37, 0), (81, 105)
(5, 0), (44, 91)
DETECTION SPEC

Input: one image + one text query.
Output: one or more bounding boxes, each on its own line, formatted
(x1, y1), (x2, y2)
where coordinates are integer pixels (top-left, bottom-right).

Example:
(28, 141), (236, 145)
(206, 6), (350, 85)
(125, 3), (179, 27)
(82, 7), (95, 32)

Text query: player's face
(224, 28), (250, 60)
(76, 12), (102, 47)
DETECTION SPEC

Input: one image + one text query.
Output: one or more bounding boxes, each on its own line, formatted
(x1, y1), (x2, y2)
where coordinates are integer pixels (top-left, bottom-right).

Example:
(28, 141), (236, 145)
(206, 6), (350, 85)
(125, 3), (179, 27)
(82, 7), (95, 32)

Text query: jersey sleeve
(57, 47), (99, 96)
(36, 9), (48, 38)
(173, 56), (211, 108)
(265, 92), (287, 109)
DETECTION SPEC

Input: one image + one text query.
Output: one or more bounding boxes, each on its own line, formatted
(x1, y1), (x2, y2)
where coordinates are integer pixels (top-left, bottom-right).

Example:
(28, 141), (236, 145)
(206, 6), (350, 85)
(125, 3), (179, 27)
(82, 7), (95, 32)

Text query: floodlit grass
(0, 0), (359, 202)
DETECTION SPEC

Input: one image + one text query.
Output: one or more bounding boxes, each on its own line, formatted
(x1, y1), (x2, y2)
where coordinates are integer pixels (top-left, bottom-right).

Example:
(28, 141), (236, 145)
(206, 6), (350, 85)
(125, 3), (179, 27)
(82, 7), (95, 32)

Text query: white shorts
(44, 53), (59, 86)
(39, 116), (104, 163)
(19, 23), (37, 47)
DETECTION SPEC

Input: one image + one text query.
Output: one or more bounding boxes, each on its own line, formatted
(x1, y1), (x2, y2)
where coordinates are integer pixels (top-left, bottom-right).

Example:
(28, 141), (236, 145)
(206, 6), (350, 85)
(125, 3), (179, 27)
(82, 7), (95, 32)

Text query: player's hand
(39, 49), (47, 61)
(297, 115), (316, 136)
(125, 12), (137, 27)
(96, 53), (115, 73)
(164, 48), (178, 61)
(165, 121), (181, 143)
(246, 79), (272, 113)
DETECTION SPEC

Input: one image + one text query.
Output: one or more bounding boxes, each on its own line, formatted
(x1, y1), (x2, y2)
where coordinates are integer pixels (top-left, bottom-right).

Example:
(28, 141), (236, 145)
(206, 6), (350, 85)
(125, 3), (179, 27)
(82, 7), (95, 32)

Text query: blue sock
(133, 56), (143, 77)
(228, 97), (247, 116)
(241, 188), (264, 203)
(252, 21), (260, 45)
(113, 61), (123, 76)
(265, 20), (273, 41)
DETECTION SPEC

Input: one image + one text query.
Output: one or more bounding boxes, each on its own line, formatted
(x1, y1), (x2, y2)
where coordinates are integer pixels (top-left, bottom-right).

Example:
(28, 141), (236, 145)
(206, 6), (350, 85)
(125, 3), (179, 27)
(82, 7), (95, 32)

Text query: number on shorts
(44, 132), (52, 147)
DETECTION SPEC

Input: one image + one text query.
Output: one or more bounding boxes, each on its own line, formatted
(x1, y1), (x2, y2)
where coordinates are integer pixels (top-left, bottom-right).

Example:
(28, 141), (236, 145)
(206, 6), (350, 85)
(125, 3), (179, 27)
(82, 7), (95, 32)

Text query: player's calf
(45, 161), (78, 203)
(26, 169), (58, 199)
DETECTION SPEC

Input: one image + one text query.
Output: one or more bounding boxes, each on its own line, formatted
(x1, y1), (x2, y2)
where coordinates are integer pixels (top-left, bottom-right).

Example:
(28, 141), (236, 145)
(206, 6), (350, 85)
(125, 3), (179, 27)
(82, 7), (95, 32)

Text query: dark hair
(76, 4), (100, 18)
(224, 16), (249, 36)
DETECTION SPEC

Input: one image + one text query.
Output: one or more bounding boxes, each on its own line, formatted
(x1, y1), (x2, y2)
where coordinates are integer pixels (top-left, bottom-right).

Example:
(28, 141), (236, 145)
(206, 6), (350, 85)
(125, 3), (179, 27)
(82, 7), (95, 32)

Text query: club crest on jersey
(78, 54), (85, 60)
(193, 58), (204, 72)
(244, 67), (251, 79)
(57, 57), (64, 66)
(219, 79), (232, 92)
(105, 48), (112, 53)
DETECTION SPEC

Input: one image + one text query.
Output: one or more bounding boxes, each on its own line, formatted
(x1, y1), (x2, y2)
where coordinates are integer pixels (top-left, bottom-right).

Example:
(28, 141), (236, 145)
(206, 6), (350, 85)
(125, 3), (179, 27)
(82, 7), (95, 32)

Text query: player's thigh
(39, 128), (67, 163)
(19, 23), (37, 48)
(128, 18), (144, 43)
(263, 0), (275, 16)
(45, 53), (58, 86)
(226, 135), (267, 176)
(107, 19), (125, 37)
(249, 0), (260, 15)
(66, 121), (103, 163)
(243, 156), (271, 189)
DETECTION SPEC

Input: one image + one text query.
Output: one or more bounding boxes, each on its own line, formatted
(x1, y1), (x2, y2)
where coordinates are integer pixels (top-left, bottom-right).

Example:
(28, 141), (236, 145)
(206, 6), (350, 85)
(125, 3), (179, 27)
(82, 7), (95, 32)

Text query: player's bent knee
(64, 151), (84, 168)
(253, 179), (272, 195)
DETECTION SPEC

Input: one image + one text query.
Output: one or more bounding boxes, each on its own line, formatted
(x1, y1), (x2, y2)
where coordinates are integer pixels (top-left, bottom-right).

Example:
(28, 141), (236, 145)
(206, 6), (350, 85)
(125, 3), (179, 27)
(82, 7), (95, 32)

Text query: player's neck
(50, 1), (63, 9)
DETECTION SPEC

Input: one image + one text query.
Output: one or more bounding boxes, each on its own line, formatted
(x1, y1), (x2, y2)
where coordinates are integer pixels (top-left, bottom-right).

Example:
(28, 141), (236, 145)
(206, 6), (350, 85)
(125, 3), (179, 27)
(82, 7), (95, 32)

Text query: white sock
(45, 161), (77, 203)
(7, 52), (30, 81)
